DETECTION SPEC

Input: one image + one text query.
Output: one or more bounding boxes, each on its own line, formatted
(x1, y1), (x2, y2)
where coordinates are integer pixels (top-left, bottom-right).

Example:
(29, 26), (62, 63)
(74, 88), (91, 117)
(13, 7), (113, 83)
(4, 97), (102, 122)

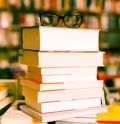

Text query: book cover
(22, 86), (104, 103)
(21, 26), (99, 51)
(20, 77), (103, 91)
(19, 50), (104, 67)
(25, 97), (102, 113)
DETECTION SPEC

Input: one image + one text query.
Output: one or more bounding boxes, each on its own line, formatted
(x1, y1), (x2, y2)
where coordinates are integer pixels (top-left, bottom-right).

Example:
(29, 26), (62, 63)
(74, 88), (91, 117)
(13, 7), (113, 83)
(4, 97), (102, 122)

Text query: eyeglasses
(39, 12), (83, 28)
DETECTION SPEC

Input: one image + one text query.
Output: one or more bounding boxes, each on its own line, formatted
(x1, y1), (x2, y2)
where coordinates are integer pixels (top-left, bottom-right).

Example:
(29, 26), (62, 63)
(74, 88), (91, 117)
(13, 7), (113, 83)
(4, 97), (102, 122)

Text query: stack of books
(18, 26), (105, 122)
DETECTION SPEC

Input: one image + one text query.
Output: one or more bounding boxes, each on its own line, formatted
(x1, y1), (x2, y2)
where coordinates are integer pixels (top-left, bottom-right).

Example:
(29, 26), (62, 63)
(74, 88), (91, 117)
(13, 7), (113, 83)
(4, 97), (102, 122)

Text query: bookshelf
(98, 0), (120, 104)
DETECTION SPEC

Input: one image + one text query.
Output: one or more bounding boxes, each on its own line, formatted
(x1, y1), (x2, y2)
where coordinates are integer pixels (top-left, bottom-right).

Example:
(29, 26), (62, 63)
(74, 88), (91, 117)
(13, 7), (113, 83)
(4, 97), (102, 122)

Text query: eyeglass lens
(40, 13), (83, 28)
(41, 14), (59, 26)
(64, 15), (82, 28)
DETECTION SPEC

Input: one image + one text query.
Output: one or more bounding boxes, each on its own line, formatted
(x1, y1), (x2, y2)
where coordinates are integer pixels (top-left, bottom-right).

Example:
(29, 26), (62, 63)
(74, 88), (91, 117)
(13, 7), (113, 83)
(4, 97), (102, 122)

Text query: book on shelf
(27, 66), (98, 75)
(21, 26), (99, 51)
(27, 72), (97, 83)
(25, 97), (102, 113)
(0, 86), (8, 101)
(22, 86), (104, 103)
(19, 104), (107, 123)
(19, 50), (104, 67)
(20, 77), (103, 91)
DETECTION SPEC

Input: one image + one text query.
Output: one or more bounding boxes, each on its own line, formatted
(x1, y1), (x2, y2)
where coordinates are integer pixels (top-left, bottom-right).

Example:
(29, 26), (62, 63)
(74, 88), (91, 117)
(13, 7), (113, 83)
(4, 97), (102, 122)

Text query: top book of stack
(21, 26), (99, 51)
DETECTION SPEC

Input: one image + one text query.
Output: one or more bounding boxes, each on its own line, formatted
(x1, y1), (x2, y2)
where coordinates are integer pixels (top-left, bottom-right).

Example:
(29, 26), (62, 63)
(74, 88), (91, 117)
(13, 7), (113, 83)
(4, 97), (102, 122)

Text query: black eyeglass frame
(39, 11), (84, 28)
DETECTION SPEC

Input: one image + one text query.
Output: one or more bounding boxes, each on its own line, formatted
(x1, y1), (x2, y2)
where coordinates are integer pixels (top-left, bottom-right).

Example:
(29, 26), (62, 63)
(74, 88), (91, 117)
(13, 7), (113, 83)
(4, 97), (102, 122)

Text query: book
(0, 86), (8, 100)
(25, 97), (102, 113)
(27, 72), (97, 83)
(55, 116), (96, 124)
(1, 100), (47, 124)
(0, 95), (14, 111)
(97, 120), (120, 124)
(22, 86), (104, 103)
(28, 66), (98, 75)
(19, 104), (107, 122)
(0, 79), (18, 99)
(96, 104), (120, 122)
(96, 111), (120, 121)
(107, 104), (120, 112)
(19, 50), (104, 67)
(20, 78), (103, 91)
(21, 26), (99, 51)
(1, 109), (43, 124)
(0, 102), (12, 116)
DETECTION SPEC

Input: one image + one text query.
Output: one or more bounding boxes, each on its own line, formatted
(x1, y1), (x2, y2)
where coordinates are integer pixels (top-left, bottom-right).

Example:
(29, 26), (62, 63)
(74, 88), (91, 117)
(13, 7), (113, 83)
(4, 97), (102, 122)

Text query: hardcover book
(22, 86), (104, 103)
(25, 97), (102, 113)
(20, 78), (103, 91)
(27, 72), (97, 83)
(27, 66), (98, 75)
(21, 26), (99, 51)
(19, 50), (104, 67)
(20, 105), (107, 123)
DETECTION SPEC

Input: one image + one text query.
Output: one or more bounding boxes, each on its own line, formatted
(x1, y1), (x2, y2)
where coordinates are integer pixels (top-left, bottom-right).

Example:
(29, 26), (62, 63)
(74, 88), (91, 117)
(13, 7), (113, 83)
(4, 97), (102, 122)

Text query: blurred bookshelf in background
(0, 0), (120, 105)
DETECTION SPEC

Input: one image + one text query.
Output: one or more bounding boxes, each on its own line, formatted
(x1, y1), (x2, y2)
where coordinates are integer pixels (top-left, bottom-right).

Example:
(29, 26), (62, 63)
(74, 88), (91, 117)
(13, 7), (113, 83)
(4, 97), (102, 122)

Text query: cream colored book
(28, 66), (98, 75)
(22, 86), (104, 103)
(20, 104), (107, 123)
(27, 72), (97, 83)
(25, 97), (102, 113)
(20, 77), (103, 91)
(56, 117), (96, 124)
(21, 26), (99, 51)
(19, 50), (104, 67)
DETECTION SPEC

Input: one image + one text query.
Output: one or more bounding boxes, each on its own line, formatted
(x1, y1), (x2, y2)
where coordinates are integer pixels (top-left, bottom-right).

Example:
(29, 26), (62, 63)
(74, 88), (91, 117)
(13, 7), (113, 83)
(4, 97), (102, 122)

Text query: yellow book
(96, 104), (120, 120)
(96, 111), (120, 120)
(107, 104), (120, 112)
